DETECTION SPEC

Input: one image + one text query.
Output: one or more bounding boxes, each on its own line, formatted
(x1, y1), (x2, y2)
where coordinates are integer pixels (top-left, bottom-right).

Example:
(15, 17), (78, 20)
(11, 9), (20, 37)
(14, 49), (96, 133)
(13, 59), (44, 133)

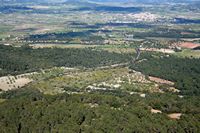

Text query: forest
(25, 31), (105, 44)
(174, 18), (200, 24)
(72, 6), (142, 12)
(133, 29), (200, 39)
(0, 45), (131, 76)
(0, 5), (33, 13)
(0, 88), (199, 133)
(130, 52), (200, 96)
(0, 0), (200, 132)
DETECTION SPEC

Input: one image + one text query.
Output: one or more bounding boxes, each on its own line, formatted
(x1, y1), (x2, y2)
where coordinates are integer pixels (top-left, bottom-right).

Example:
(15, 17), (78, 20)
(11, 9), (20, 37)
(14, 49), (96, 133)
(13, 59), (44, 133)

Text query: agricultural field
(174, 49), (200, 58)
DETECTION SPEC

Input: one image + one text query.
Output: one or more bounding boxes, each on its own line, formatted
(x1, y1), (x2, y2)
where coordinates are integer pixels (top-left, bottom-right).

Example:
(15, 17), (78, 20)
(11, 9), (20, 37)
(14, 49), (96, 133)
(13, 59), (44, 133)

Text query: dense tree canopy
(0, 45), (131, 76)
(0, 88), (199, 133)
(130, 52), (200, 95)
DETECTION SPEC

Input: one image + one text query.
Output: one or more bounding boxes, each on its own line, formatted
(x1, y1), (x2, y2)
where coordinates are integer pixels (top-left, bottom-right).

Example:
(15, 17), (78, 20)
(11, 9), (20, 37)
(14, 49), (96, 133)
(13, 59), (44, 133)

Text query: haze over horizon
(1, 0), (200, 3)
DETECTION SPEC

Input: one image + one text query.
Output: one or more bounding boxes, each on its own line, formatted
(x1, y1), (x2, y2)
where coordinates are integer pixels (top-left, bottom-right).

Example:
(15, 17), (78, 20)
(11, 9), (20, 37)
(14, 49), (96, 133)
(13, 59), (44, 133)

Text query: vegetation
(0, 0), (200, 132)
(133, 28), (200, 39)
(0, 89), (199, 133)
(0, 45), (131, 76)
(130, 52), (200, 95)
(72, 6), (142, 12)
(27, 67), (159, 95)
(174, 49), (200, 58)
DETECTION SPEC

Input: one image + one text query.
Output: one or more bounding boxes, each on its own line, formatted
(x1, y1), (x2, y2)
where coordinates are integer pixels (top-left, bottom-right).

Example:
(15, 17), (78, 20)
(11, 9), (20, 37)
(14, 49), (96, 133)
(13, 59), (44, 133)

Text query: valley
(0, 0), (200, 132)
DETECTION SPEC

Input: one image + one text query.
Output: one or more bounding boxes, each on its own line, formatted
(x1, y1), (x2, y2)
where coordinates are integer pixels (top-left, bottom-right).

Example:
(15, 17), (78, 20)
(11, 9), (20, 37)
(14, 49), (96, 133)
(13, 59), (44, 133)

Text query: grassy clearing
(28, 67), (161, 95)
(174, 49), (200, 58)
(30, 44), (98, 49)
(0, 25), (13, 39)
(0, 99), (6, 103)
(0, 25), (12, 33)
(96, 45), (136, 53)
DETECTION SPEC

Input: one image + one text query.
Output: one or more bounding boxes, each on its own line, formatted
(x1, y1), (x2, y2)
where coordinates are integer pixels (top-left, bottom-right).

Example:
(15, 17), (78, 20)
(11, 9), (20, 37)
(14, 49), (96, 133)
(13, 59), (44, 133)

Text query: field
(28, 67), (162, 95)
(178, 42), (200, 49)
(0, 75), (32, 91)
(174, 49), (200, 58)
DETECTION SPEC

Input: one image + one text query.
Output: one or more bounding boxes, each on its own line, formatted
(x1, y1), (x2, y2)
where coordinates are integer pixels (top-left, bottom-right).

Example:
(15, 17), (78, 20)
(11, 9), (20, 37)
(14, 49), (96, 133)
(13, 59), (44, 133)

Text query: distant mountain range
(1, 0), (199, 4)
(0, 0), (66, 3)
(89, 0), (200, 3)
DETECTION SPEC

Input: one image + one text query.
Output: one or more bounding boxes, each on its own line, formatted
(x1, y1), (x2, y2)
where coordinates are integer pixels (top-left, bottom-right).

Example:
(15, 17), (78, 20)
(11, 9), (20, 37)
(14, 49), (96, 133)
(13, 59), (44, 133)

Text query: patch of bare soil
(181, 32), (192, 35)
(34, 28), (51, 34)
(28, 6), (50, 9)
(151, 108), (162, 114)
(149, 76), (174, 86)
(140, 48), (175, 54)
(168, 113), (182, 120)
(0, 75), (33, 91)
(179, 42), (200, 49)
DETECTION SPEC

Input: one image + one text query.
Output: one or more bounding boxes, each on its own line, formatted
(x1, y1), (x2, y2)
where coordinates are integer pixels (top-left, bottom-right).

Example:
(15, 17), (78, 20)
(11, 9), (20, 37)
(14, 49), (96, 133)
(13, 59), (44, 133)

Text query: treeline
(26, 32), (89, 41)
(72, 6), (142, 13)
(130, 52), (200, 95)
(24, 31), (105, 44)
(0, 88), (199, 133)
(133, 28), (200, 38)
(0, 5), (33, 13)
(0, 45), (131, 76)
(25, 31), (106, 41)
(174, 18), (200, 24)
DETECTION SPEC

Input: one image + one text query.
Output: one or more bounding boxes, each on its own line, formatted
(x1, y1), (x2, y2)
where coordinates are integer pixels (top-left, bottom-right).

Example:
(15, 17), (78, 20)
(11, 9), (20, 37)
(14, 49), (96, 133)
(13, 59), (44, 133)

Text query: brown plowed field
(179, 42), (200, 49)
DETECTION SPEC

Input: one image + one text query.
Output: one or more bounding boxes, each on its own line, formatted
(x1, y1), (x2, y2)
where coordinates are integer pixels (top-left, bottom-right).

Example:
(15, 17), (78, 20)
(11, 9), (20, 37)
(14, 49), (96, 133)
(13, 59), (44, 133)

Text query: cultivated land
(0, 0), (200, 132)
